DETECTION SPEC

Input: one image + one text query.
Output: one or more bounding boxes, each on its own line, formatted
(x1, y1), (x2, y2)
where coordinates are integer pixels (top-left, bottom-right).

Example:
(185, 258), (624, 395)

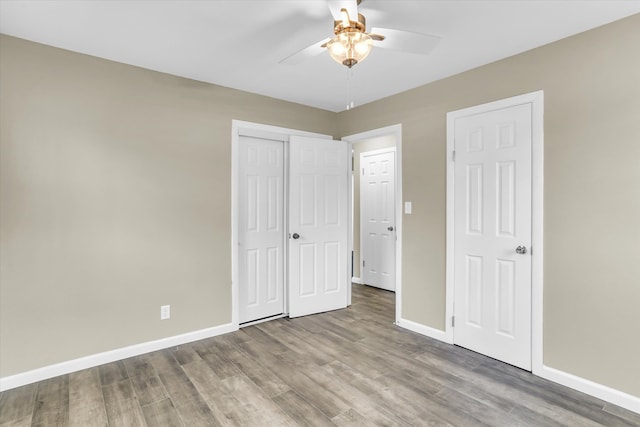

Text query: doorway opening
(343, 124), (403, 324)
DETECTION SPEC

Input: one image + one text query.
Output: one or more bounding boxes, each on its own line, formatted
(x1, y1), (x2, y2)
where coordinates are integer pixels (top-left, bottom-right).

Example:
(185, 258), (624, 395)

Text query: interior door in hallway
(360, 149), (396, 291)
(453, 103), (533, 370)
(238, 136), (284, 323)
(288, 136), (350, 318)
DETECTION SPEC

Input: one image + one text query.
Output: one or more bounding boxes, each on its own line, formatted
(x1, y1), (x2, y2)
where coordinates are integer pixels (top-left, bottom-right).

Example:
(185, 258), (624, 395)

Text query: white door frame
(445, 91), (544, 374)
(231, 120), (332, 327)
(342, 124), (403, 324)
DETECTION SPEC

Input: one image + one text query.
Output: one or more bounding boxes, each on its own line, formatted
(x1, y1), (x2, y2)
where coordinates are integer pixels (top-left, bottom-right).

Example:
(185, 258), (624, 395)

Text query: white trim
(231, 120), (332, 327)
(445, 91), (544, 359)
(0, 322), (236, 392)
(359, 146), (396, 156)
(351, 277), (363, 284)
(342, 124), (403, 324)
(538, 365), (640, 414)
(396, 318), (449, 343)
(346, 141), (354, 306)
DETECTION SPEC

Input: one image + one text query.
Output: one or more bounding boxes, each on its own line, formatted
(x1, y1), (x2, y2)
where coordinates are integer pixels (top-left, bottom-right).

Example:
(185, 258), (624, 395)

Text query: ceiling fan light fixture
(327, 32), (373, 68)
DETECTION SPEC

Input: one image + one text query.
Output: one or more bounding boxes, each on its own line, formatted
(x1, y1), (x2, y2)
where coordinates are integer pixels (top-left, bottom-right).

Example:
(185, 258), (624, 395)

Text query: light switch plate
(404, 202), (412, 214)
(160, 305), (171, 320)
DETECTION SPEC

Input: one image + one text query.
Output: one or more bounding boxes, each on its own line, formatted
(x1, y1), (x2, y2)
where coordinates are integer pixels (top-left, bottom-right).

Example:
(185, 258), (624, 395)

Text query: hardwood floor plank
(147, 350), (190, 386)
(31, 376), (69, 427)
(317, 361), (420, 426)
(235, 345), (351, 420)
(124, 352), (168, 407)
(167, 396), (221, 427)
(221, 375), (297, 426)
(195, 344), (243, 380)
(272, 390), (336, 427)
(0, 416), (32, 427)
(414, 350), (603, 427)
(0, 383), (36, 424)
(221, 343), (291, 397)
(129, 374), (168, 407)
(604, 402), (640, 425)
(331, 409), (371, 427)
(68, 368), (108, 427)
(101, 379), (146, 427)
(239, 325), (290, 355)
(181, 360), (250, 427)
(150, 352), (222, 426)
(255, 320), (333, 366)
(171, 345), (202, 366)
(123, 355), (157, 379)
(471, 363), (638, 426)
(141, 398), (184, 427)
(98, 361), (128, 387)
(430, 386), (519, 426)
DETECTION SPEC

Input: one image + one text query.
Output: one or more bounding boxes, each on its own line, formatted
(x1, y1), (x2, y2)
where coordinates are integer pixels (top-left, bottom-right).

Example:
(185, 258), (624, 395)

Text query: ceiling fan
(280, 0), (441, 68)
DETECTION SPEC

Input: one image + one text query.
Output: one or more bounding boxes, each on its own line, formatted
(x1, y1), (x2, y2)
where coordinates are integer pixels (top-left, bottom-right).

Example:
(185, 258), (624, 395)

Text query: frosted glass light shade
(327, 32), (373, 68)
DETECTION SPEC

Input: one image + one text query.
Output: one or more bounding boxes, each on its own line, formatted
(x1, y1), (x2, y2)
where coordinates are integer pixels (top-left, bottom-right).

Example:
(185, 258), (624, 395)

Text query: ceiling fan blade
(279, 38), (330, 65)
(327, 0), (358, 22)
(371, 27), (442, 55)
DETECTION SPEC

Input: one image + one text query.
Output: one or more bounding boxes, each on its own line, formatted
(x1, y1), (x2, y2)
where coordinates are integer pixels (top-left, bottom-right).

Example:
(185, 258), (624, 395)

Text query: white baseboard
(396, 318), (451, 343)
(0, 322), (237, 392)
(537, 365), (640, 414)
(351, 277), (362, 284)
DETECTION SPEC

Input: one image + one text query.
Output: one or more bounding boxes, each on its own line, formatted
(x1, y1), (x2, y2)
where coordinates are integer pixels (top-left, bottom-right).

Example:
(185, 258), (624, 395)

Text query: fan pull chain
(346, 67), (355, 110)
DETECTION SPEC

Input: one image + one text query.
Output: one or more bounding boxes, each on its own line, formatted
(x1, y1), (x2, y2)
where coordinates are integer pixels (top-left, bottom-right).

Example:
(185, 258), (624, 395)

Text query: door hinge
(362, 167), (364, 176)
(452, 150), (456, 162)
(451, 316), (455, 327)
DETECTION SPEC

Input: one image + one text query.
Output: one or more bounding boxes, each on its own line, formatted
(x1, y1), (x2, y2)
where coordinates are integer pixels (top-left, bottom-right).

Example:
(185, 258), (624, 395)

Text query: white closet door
(238, 136), (284, 323)
(288, 136), (349, 318)
(453, 103), (532, 370)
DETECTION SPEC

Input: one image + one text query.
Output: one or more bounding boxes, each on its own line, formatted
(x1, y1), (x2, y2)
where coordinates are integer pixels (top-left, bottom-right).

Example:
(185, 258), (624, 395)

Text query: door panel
(238, 136), (284, 323)
(360, 150), (396, 291)
(289, 136), (349, 318)
(453, 103), (532, 370)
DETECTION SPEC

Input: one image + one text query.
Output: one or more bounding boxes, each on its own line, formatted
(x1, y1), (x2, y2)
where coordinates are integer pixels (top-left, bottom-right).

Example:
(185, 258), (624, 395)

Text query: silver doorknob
(387, 226), (394, 231)
(292, 233), (300, 240)
(515, 245), (527, 255)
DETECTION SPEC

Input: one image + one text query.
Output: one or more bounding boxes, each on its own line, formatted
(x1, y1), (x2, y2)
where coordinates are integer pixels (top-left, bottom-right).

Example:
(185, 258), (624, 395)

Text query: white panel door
(238, 136), (284, 323)
(289, 136), (349, 318)
(360, 150), (396, 291)
(453, 103), (532, 370)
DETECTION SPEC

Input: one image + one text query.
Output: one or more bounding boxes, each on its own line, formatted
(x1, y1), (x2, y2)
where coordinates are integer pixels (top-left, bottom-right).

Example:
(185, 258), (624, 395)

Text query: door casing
(445, 91), (544, 374)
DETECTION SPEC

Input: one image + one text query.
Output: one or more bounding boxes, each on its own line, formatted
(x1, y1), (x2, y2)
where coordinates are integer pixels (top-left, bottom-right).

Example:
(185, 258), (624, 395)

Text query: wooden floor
(1, 284), (639, 427)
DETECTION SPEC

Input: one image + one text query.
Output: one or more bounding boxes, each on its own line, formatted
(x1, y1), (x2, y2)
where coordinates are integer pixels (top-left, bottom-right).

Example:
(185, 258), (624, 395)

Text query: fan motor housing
(333, 13), (367, 35)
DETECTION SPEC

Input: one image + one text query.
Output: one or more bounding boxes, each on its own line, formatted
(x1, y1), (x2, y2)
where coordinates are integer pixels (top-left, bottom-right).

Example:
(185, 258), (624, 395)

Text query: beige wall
(351, 135), (396, 279)
(337, 14), (640, 397)
(0, 35), (336, 377)
(2, 13), (639, 400)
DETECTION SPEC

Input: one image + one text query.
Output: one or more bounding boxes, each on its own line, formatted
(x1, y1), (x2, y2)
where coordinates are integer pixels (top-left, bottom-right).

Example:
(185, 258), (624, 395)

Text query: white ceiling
(1, 1), (639, 112)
